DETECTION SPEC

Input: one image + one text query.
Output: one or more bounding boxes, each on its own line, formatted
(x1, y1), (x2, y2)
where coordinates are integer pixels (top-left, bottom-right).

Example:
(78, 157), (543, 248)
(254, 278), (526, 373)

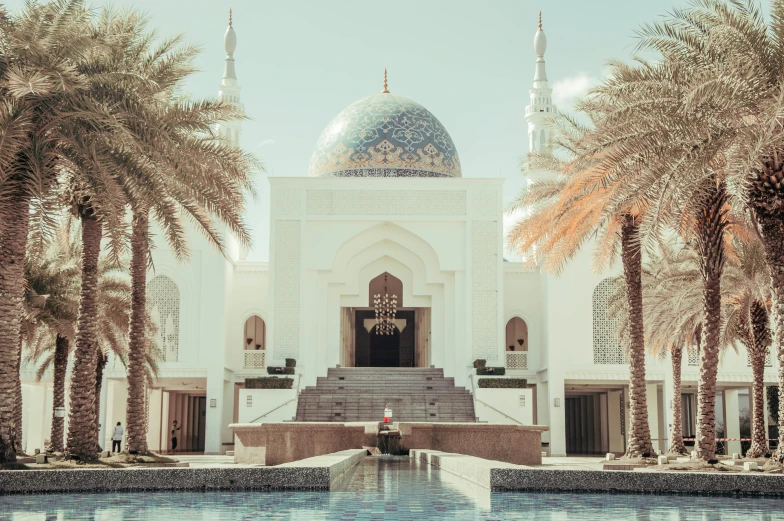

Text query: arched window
(147, 275), (180, 362)
(244, 316), (265, 351)
(505, 317), (528, 352)
(505, 317), (529, 370)
(592, 278), (626, 364)
(243, 315), (266, 369)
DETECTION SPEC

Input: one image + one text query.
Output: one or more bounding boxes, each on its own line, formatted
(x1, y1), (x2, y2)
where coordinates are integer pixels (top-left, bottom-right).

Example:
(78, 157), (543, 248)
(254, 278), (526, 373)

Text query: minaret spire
(538, 10), (542, 30)
(382, 68), (389, 93)
(223, 10), (237, 81)
(524, 10), (556, 160)
(217, 11), (243, 146)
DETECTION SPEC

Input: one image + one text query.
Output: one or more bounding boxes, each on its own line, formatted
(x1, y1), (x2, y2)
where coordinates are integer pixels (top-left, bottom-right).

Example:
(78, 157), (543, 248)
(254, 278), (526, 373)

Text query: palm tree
(0, 0), (118, 463)
(722, 240), (773, 458)
(22, 223), (141, 453)
(629, 0), (784, 462)
(619, 237), (773, 458)
(642, 244), (704, 456)
(574, 51), (738, 460)
(83, 11), (257, 454)
(51, 9), (257, 457)
(508, 116), (655, 458)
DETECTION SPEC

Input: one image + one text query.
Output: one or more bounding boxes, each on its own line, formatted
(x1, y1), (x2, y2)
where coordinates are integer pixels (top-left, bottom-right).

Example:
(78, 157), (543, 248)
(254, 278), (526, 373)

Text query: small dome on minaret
(224, 9), (237, 55)
(534, 11), (547, 57)
(223, 10), (237, 80)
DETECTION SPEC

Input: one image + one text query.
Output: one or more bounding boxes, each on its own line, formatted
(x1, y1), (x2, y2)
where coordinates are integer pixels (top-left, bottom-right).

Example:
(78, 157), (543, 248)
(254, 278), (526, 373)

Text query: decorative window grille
(687, 347), (699, 366)
(506, 352), (528, 370)
(147, 275), (180, 363)
(592, 278), (626, 364)
(746, 348), (773, 368)
(244, 351), (266, 369)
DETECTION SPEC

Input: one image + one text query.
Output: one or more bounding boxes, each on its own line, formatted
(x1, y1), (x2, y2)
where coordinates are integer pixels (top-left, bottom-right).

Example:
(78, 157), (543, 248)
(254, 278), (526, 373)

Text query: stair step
(294, 368), (477, 423)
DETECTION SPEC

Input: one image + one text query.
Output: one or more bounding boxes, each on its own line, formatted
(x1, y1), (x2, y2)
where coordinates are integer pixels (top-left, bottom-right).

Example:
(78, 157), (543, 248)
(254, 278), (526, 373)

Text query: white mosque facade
(20, 15), (779, 459)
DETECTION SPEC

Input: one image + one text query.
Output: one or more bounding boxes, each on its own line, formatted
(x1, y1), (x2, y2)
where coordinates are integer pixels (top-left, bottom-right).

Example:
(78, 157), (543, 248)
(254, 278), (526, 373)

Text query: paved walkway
(174, 455), (261, 468)
(173, 454), (607, 470)
(539, 456), (607, 470)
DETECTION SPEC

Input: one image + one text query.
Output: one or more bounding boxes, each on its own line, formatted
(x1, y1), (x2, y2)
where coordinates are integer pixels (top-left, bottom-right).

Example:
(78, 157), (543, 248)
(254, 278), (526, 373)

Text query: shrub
(476, 366), (505, 376)
(245, 377), (294, 389)
(477, 378), (527, 388)
(473, 359), (487, 369)
(267, 366), (295, 375)
(285, 358), (297, 368)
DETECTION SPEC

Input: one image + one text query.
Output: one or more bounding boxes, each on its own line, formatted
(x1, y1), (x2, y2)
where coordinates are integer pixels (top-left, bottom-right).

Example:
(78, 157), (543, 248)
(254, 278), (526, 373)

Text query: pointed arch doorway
(341, 272), (430, 367)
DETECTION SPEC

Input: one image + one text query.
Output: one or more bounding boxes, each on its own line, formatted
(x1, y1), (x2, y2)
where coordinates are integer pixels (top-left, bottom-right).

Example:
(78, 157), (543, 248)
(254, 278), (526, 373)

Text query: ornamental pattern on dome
(308, 93), (462, 178)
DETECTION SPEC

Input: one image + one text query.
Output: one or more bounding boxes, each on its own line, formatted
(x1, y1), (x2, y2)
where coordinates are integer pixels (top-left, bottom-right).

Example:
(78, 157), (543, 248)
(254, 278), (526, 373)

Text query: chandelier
(373, 274), (398, 335)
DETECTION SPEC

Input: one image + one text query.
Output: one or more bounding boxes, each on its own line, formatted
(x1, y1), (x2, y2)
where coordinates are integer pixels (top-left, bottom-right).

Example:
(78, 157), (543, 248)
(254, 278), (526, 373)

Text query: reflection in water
(1, 457), (782, 520)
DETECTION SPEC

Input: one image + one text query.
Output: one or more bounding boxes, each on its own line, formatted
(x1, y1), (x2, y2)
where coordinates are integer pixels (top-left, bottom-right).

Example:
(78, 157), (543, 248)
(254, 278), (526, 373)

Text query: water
(1, 457), (782, 520)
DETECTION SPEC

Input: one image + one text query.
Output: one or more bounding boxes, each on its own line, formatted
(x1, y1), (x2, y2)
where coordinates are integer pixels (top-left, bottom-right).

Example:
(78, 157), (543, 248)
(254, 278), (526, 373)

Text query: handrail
(249, 373), (302, 423)
(468, 374), (526, 427)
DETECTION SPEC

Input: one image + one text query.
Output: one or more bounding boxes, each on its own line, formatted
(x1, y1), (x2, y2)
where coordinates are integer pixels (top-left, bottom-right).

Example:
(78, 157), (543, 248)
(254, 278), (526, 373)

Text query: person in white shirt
(112, 422), (124, 453)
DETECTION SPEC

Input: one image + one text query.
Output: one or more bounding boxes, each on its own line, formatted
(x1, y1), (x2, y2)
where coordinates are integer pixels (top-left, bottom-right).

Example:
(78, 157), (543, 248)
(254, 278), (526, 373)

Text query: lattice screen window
(592, 278), (626, 364)
(147, 275), (180, 362)
(746, 348), (773, 368)
(687, 347), (699, 366)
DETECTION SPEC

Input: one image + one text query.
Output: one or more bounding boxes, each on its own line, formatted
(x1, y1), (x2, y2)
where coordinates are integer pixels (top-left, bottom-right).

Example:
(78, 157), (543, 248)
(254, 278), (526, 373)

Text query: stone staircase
(294, 367), (477, 422)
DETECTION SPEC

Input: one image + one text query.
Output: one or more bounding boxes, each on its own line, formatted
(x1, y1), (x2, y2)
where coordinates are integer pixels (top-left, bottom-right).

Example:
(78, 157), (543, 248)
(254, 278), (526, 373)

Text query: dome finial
(229, 8), (233, 27)
(538, 10), (542, 30)
(382, 68), (389, 93)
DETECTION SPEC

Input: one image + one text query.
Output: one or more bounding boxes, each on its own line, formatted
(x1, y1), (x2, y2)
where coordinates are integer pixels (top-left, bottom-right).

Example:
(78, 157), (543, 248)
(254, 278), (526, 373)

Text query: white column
(725, 388), (741, 456)
(204, 369), (225, 454)
(98, 374), (110, 449)
(146, 388), (163, 451)
(663, 365), (674, 454)
(548, 376), (566, 456)
(607, 390), (624, 454)
(646, 383), (660, 454)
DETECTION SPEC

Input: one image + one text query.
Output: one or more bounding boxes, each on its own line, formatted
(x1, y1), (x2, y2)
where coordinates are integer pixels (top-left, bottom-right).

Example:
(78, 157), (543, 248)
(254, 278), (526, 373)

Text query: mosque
(20, 13), (776, 459)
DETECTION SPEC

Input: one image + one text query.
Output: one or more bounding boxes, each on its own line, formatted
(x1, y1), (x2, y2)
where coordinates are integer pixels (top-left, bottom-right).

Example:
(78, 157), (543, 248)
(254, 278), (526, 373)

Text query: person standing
(112, 422), (124, 453)
(171, 420), (181, 453)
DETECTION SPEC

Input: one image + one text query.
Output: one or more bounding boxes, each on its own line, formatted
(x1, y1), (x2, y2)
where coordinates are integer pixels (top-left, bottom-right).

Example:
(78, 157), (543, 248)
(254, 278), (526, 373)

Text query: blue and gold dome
(308, 91), (462, 178)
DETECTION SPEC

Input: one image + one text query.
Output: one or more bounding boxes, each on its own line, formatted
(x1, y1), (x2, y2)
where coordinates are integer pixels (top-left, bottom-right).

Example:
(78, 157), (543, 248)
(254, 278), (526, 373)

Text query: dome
(308, 92), (462, 178)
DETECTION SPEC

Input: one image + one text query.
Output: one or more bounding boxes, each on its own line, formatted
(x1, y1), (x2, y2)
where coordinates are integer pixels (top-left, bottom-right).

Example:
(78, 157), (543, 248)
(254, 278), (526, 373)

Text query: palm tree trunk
(748, 345), (769, 458)
(50, 335), (69, 453)
(749, 160), (784, 462)
(754, 212), (784, 463)
(694, 182), (728, 461)
(668, 345), (687, 455)
(94, 350), (106, 452)
(620, 215), (654, 457)
(66, 213), (103, 461)
(747, 299), (771, 458)
(13, 334), (23, 454)
(0, 187), (32, 463)
(126, 209), (149, 453)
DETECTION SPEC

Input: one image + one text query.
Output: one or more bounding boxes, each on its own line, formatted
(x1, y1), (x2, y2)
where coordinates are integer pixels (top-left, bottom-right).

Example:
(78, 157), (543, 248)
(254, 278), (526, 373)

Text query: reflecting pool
(0, 457), (782, 520)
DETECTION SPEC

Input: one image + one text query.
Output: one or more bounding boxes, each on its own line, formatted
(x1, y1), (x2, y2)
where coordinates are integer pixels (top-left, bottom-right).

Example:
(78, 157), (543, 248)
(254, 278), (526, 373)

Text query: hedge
(267, 366), (295, 375)
(245, 377), (294, 389)
(476, 366), (505, 376)
(473, 359), (487, 369)
(285, 358), (297, 368)
(477, 378), (527, 388)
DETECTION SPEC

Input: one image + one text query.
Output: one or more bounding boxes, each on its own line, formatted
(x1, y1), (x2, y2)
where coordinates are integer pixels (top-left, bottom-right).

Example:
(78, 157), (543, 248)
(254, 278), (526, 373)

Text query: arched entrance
(346, 272), (422, 367)
(369, 325), (401, 367)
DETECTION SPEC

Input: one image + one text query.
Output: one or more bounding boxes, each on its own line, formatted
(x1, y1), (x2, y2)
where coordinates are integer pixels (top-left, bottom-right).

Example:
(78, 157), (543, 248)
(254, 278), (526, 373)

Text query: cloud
(257, 139), (276, 148)
(552, 73), (600, 111)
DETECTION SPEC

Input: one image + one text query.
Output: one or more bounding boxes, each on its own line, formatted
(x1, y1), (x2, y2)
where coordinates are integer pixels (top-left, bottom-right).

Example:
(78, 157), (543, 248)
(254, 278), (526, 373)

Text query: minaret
(217, 10), (248, 261)
(217, 9), (243, 147)
(524, 11), (556, 156)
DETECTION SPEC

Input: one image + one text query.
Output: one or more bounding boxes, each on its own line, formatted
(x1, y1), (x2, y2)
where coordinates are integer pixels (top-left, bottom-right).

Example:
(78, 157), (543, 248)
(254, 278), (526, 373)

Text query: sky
(7, 0), (772, 260)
